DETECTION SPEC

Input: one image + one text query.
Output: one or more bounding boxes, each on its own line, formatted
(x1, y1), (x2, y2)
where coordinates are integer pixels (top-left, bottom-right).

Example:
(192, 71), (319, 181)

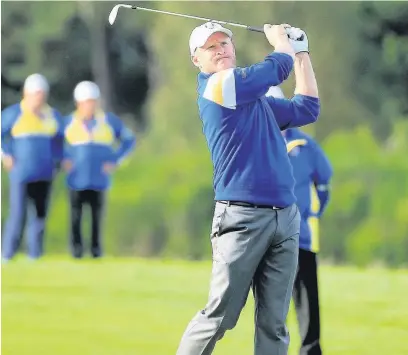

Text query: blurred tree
(354, 1), (408, 140)
(1, 1), (153, 129)
(77, 2), (113, 111)
(1, 75), (22, 110)
(107, 26), (153, 131)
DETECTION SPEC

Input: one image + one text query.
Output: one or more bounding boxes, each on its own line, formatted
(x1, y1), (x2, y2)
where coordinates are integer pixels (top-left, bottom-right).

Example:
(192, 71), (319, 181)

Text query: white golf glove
(286, 27), (309, 54)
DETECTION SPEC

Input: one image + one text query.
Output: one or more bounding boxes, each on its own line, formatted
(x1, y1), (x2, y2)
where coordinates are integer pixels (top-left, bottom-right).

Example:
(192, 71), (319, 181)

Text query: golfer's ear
(192, 55), (201, 68)
(231, 39), (236, 53)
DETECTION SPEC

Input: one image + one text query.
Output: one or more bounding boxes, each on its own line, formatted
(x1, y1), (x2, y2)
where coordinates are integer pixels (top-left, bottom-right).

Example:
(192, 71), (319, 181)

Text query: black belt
(218, 200), (284, 210)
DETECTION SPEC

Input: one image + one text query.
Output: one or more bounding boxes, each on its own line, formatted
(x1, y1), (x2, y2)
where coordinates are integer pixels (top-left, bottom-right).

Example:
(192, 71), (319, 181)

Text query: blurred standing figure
(1, 73), (64, 261)
(268, 85), (333, 355)
(62, 81), (136, 258)
(286, 127), (332, 355)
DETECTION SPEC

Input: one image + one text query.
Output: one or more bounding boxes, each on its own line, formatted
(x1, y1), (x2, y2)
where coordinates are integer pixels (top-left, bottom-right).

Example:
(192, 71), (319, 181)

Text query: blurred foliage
(1, 1), (408, 267)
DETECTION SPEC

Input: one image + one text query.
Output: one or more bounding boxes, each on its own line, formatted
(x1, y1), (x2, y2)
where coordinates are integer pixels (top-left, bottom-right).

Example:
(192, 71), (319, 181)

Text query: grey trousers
(176, 202), (300, 355)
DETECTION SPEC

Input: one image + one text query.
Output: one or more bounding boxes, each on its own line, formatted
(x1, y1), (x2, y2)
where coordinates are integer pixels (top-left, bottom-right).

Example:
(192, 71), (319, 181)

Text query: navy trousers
(2, 180), (52, 260)
(69, 189), (105, 258)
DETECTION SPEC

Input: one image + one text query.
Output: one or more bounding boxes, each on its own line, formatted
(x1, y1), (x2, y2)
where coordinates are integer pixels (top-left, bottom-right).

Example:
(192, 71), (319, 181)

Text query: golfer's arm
(267, 95), (320, 129)
(315, 184), (331, 217)
(51, 109), (65, 166)
(115, 129), (136, 165)
(234, 52), (294, 100)
(1, 106), (18, 156)
(274, 39), (296, 62)
(294, 53), (318, 98)
(313, 143), (333, 216)
(108, 114), (136, 165)
(63, 140), (74, 160)
(203, 53), (294, 108)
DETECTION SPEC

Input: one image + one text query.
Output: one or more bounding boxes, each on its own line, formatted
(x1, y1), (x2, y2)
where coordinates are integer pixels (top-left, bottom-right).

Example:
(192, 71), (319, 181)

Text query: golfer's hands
(264, 24), (295, 60)
(62, 159), (73, 172)
(102, 162), (116, 174)
(2, 154), (14, 171)
(287, 27), (309, 54)
(264, 24), (289, 46)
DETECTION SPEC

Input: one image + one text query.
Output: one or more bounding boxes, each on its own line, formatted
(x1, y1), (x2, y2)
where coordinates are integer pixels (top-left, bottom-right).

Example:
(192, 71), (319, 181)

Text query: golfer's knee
(5, 216), (24, 237)
(216, 311), (240, 338)
(214, 323), (233, 342)
(198, 309), (240, 340)
(226, 311), (241, 329)
(257, 315), (287, 339)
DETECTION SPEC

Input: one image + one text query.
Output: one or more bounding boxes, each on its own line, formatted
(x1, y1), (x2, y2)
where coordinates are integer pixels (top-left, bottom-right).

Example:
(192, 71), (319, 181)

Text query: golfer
(268, 85), (333, 355)
(176, 23), (320, 355)
(1, 73), (64, 261)
(284, 127), (332, 355)
(62, 81), (136, 258)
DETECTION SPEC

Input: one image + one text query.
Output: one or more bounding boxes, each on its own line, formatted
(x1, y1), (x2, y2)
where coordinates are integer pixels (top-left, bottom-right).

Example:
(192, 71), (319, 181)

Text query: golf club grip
(247, 26), (264, 33)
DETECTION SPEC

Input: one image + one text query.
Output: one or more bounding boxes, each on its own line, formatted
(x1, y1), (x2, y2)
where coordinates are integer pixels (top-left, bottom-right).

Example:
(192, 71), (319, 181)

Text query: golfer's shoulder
(292, 129), (315, 146)
(62, 113), (75, 128)
(2, 103), (20, 116)
(200, 69), (242, 109)
(205, 68), (235, 87)
(50, 107), (63, 121)
(301, 131), (318, 147)
(298, 133), (322, 157)
(105, 111), (121, 124)
(1, 103), (21, 125)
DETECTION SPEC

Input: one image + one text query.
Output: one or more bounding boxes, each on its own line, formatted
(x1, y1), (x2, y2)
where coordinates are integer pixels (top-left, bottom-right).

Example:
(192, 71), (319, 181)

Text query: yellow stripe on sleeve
(309, 183), (321, 252)
(203, 69), (236, 109)
(308, 216), (320, 252)
(213, 71), (225, 106)
(286, 139), (307, 153)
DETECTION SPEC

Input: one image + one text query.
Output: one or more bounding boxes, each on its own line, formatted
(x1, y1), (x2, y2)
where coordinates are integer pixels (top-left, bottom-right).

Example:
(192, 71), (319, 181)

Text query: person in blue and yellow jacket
(286, 127), (332, 355)
(1, 73), (64, 261)
(62, 81), (136, 259)
(267, 85), (332, 355)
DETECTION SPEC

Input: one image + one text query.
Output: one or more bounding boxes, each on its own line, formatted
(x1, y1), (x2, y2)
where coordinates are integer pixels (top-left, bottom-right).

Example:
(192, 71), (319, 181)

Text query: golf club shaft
(132, 5), (264, 33)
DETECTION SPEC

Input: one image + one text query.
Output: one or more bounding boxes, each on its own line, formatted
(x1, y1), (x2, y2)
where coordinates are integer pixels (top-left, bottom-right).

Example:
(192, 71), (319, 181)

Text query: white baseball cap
(24, 73), (49, 94)
(74, 81), (100, 102)
(265, 86), (285, 99)
(189, 22), (233, 56)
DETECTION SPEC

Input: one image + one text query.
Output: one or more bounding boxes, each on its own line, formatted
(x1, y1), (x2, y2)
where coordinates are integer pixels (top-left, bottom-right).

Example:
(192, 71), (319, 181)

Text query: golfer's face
(24, 90), (47, 109)
(195, 32), (236, 73)
(77, 99), (97, 118)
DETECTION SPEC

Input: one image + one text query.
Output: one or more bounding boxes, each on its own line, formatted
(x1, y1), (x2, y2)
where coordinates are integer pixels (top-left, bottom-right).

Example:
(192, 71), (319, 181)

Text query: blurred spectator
(1, 73), (64, 261)
(285, 126), (333, 355)
(62, 81), (136, 259)
(268, 85), (333, 355)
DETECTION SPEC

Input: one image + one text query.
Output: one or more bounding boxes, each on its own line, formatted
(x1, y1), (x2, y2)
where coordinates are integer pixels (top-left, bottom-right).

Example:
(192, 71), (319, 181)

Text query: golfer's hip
(214, 188), (296, 209)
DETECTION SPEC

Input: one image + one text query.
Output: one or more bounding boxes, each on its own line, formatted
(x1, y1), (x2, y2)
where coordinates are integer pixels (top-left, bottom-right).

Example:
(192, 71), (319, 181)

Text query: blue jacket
(196, 52), (320, 207)
(285, 128), (333, 252)
(1, 102), (64, 183)
(63, 110), (136, 191)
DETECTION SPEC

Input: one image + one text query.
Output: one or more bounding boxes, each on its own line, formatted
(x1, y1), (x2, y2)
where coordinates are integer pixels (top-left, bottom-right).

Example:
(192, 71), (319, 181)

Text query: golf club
(108, 4), (265, 33)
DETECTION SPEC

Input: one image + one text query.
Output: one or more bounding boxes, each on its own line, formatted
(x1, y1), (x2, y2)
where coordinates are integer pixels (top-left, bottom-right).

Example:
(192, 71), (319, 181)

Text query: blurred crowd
(1, 73), (136, 261)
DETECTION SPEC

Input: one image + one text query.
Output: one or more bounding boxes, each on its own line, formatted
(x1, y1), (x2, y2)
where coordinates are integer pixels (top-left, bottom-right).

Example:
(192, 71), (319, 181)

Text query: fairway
(2, 257), (408, 355)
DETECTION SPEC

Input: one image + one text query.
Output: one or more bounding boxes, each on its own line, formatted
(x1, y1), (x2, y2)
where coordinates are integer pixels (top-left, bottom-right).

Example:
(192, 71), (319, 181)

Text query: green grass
(2, 257), (408, 355)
